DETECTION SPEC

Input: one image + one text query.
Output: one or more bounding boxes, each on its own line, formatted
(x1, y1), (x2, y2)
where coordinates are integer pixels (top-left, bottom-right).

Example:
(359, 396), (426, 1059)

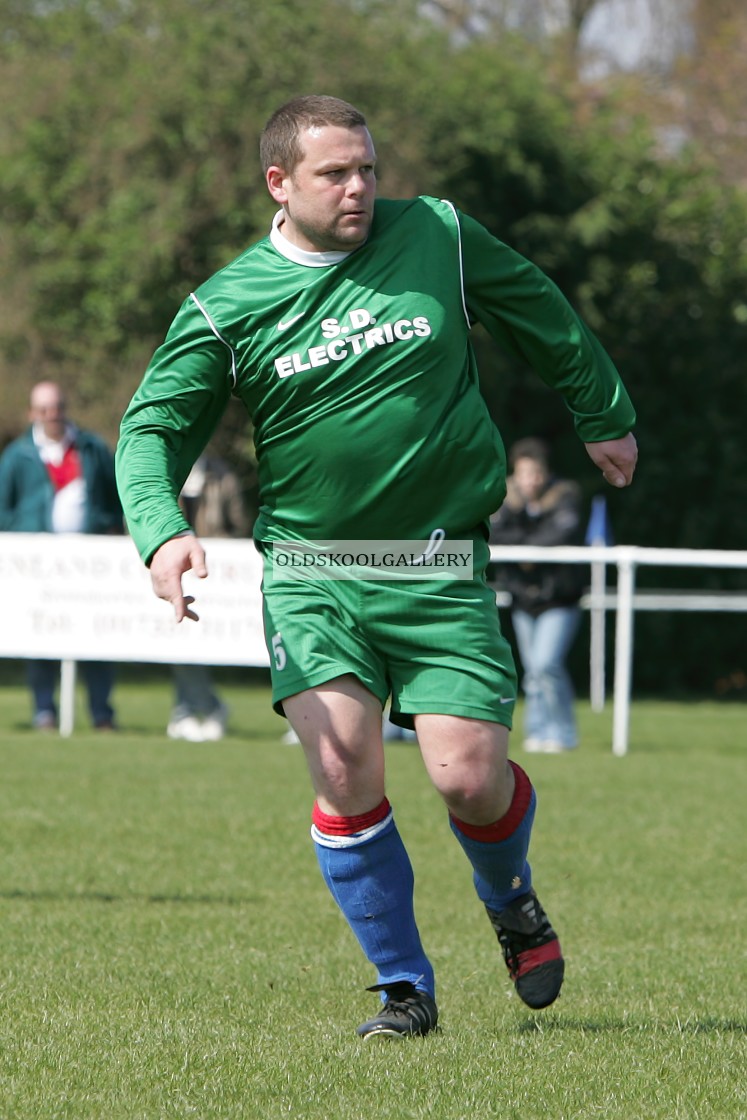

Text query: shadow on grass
(517, 1015), (747, 1035)
(3, 722), (280, 741)
(0, 888), (259, 906)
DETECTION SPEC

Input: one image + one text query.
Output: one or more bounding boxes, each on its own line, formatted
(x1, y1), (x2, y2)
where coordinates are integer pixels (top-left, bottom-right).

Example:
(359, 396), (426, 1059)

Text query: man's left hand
(584, 433), (638, 488)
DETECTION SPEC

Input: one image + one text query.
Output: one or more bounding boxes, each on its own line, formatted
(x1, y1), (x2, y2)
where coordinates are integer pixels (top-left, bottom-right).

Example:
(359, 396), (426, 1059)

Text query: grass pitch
(0, 670), (745, 1119)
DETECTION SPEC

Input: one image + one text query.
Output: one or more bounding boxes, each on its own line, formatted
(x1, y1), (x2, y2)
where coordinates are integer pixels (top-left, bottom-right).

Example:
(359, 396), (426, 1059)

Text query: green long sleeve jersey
(116, 196), (635, 563)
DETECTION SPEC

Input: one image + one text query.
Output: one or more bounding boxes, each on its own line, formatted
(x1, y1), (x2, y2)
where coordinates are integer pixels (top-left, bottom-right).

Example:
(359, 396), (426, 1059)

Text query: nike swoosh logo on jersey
(277, 312), (306, 331)
(498, 696), (515, 704)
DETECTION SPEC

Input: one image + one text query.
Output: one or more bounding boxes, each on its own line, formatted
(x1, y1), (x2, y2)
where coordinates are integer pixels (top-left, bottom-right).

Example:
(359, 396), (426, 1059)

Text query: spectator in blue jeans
(166, 453), (252, 742)
(489, 439), (585, 754)
(0, 381), (122, 730)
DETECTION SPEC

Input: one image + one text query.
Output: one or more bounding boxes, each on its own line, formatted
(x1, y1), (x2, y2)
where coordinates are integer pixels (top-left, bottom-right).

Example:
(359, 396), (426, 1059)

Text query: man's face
(512, 457), (549, 503)
(266, 124), (377, 253)
(29, 385), (67, 441)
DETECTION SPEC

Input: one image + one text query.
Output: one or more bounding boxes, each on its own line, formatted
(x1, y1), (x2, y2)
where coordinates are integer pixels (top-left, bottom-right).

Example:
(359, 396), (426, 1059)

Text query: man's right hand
(149, 535), (208, 622)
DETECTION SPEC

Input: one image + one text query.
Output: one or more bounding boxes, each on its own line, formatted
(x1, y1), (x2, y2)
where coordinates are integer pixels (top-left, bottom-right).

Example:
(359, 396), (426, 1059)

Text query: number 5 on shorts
(271, 632), (287, 670)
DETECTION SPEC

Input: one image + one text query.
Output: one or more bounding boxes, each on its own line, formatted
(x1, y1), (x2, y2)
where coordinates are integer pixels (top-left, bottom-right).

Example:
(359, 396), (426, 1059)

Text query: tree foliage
(0, 0), (745, 693)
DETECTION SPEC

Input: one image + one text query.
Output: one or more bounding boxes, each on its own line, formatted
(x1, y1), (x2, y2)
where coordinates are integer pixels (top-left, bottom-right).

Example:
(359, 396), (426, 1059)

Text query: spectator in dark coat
(489, 438), (585, 753)
(0, 381), (122, 729)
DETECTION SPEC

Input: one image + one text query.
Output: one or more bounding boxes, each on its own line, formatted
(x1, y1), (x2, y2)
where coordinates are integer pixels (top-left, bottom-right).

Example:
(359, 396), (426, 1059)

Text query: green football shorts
(260, 535), (517, 730)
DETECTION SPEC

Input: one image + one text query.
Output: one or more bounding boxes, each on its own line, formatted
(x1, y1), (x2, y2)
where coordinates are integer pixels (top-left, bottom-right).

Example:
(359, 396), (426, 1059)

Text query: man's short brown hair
(509, 437), (551, 469)
(259, 94), (367, 175)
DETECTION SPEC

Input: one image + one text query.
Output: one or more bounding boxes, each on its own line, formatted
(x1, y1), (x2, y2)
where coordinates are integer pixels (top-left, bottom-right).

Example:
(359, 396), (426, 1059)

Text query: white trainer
(200, 703), (229, 741)
(167, 715), (207, 742)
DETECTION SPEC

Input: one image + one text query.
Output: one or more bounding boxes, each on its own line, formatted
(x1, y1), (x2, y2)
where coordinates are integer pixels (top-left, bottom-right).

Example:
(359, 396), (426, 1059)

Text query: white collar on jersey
(270, 210), (353, 267)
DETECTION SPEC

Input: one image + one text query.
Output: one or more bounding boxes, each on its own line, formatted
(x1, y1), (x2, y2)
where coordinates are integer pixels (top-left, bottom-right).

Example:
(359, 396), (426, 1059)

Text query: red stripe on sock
(312, 797), (391, 837)
(514, 938), (562, 979)
(450, 761), (533, 842)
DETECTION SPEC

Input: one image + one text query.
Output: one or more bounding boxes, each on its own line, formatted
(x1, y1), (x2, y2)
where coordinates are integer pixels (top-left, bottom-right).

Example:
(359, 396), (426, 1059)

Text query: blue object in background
(585, 495), (614, 546)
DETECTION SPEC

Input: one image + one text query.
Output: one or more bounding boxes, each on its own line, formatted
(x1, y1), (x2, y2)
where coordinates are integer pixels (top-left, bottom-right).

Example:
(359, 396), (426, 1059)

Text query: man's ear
(266, 166), (289, 204)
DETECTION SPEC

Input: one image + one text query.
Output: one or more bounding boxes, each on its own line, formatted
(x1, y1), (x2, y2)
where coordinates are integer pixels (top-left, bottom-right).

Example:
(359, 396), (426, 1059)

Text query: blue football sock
(312, 802), (435, 1000)
(449, 762), (537, 912)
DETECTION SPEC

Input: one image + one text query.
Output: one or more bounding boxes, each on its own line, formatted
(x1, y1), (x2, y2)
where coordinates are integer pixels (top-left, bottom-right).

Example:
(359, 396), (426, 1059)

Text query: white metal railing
(2, 533), (745, 752)
(489, 544), (747, 754)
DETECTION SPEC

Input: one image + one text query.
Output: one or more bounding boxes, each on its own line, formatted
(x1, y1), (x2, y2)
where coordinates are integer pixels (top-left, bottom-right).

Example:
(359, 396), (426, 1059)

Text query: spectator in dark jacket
(0, 381), (122, 729)
(489, 438), (585, 754)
